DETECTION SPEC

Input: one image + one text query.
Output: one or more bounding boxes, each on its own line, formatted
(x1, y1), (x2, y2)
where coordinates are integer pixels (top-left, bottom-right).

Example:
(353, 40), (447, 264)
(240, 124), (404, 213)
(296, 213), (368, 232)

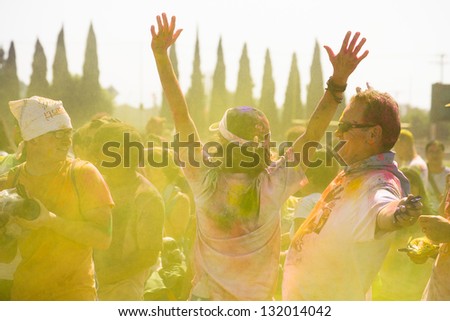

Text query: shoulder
(348, 169), (401, 194)
(136, 173), (164, 203)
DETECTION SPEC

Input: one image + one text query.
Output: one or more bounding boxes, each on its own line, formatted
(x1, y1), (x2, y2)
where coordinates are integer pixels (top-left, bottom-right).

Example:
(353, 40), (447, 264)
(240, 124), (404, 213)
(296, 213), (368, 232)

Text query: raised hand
(324, 31), (369, 84)
(151, 13), (183, 55)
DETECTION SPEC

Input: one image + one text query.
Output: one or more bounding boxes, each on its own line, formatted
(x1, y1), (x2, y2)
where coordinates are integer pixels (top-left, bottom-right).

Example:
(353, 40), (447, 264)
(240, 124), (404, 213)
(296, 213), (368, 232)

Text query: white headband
(211, 108), (270, 148)
(9, 96), (72, 141)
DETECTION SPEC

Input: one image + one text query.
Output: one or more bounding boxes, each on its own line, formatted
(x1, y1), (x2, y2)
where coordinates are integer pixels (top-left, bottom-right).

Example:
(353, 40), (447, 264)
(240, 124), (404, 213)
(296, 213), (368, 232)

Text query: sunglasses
(51, 129), (74, 139)
(337, 122), (377, 133)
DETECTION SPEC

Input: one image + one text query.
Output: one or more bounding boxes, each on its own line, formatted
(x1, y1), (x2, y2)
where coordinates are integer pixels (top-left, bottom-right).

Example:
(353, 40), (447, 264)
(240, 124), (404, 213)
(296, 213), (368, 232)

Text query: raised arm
(292, 31), (368, 169)
(151, 13), (200, 143)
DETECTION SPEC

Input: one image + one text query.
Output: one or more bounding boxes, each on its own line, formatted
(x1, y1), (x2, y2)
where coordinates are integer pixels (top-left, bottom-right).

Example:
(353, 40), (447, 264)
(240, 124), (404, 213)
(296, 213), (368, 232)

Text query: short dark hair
(425, 140), (445, 153)
(351, 90), (400, 152)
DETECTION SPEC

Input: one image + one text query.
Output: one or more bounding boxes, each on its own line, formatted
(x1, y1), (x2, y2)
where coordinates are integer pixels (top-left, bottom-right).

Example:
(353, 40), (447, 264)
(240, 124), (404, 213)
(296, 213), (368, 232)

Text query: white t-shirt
(283, 169), (402, 300)
(426, 167), (450, 212)
(181, 148), (306, 300)
(289, 193), (321, 239)
(409, 154), (428, 184)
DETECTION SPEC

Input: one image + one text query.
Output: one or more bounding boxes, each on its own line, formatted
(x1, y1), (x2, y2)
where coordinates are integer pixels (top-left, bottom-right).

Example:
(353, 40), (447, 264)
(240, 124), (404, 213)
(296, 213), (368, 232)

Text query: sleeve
(177, 146), (211, 198)
(354, 173), (402, 242)
(293, 194), (320, 220)
(74, 162), (115, 213)
(266, 148), (308, 204)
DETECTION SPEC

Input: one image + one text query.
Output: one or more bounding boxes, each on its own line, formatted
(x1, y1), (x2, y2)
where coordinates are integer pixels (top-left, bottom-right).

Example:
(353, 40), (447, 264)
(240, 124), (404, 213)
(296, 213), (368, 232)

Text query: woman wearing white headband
(150, 13), (368, 300)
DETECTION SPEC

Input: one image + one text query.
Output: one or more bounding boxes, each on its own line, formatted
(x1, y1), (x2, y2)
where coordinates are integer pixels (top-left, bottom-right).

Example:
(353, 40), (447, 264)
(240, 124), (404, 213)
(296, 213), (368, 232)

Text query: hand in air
(151, 13), (183, 55)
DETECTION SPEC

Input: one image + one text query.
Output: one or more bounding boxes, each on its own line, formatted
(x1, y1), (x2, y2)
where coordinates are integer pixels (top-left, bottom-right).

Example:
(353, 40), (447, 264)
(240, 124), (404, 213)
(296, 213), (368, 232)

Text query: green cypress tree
(160, 44), (179, 126)
(51, 27), (72, 101)
(281, 53), (302, 127)
(185, 32), (206, 132)
(305, 40), (324, 118)
(0, 47), (5, 69)
(82, 23), (100, 92)
(209, 37), (229, 124)
(78, 23), (113, 126)
(27, 39), (50, 97)
(259, 49), (278, 136)
(233, 43), (254, 107)
(0, 42), (21, 126)
(80, 23), (100, 122)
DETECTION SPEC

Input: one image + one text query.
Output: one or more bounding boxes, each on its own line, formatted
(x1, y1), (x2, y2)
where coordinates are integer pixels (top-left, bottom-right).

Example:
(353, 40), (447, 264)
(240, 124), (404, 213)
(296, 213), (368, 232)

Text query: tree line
(1, 25), (432, 141)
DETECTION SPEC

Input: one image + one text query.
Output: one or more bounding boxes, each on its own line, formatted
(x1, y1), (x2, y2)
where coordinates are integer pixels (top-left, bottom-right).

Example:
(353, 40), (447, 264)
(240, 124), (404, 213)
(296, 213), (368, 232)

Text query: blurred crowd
(0, 13), (449, 302)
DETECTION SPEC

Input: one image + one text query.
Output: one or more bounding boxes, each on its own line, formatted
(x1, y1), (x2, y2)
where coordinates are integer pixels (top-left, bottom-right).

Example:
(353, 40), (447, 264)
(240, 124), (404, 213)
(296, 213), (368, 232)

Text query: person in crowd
(151, 12), (368, 300)
(0, 121), (25, 301)
(418, 179), (450, 300)
(72, 115), (121, 161)
(425, 140), (450, 214)
(144, 146), (195, 300)
(144, 147), (192, 243)
(394, 129), (428, 183)
(373, 167), (434, 300)
(283, 88), (422, 300)
(144, 236), (187, 301)
(0, 96), (113, 300)
(86, 122), (164, 300)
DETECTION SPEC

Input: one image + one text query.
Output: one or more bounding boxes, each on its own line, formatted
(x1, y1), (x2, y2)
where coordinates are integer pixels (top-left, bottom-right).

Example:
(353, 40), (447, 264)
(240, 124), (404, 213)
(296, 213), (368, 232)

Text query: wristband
(326, 77), (347, 93)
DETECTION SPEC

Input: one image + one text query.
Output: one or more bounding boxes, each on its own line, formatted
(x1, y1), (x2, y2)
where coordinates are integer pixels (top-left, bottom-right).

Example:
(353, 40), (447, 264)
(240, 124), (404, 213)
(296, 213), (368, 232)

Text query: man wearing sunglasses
(283, 88), (422, 300)
(0, 96), (114, 300)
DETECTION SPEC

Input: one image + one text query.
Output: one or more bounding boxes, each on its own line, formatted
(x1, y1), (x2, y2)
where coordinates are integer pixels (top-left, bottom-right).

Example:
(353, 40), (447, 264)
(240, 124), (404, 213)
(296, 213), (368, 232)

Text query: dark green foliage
(78, 23), (113, 126)
(209, 37), (229, 125)
(185, 32), (206, 132)
(305, 40), (324, 118)
(281, 53), (302, 127)
(259, 49), (278, 137)
(0, 42), (20, 127)
(233, 43), (254, 107)
(51, 27), (72, 101)
(27, 39), (50, 97)
(401, 106), (430, 139)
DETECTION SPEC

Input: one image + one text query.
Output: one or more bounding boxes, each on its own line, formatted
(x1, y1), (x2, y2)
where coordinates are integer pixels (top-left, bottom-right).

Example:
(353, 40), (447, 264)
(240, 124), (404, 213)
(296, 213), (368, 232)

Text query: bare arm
(419, 215), (450, 243)
(151, 13), (200, 144)
(292, 32), (369, 170)
(14, 204), (112, 250)
(12, 163), (113, 250)
(96, 192), (164, 284)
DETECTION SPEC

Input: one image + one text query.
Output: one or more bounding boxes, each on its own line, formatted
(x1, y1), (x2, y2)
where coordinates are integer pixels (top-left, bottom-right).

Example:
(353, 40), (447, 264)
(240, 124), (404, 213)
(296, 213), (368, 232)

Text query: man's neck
(25, 158), (65, 176)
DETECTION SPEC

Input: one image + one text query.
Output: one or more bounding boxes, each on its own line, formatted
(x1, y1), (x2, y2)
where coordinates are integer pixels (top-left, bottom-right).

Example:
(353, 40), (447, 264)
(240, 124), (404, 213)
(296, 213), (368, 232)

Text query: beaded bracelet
(326, 77), (347, 92)
(325, 77), (346, 103)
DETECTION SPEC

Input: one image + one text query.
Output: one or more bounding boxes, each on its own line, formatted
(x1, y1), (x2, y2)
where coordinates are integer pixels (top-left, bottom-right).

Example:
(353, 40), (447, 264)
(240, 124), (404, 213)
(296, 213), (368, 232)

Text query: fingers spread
(353, 37), (366, 55)
(162, 13), (169, 28)
(169, 16), (176, 34)
(173, 29), (183, 42)
(357, 50), (369, 62)
(323, 45), (335, 60)
(340, 31), (351, 53)
(347, 32), (360, 52)
(156, 15), (163, 32)
(150, 25), (156, 37)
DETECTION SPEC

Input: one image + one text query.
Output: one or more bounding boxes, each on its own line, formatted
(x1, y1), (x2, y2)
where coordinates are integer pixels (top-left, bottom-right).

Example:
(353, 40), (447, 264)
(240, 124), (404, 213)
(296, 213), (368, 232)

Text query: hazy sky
(1, 0), (450, 111)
